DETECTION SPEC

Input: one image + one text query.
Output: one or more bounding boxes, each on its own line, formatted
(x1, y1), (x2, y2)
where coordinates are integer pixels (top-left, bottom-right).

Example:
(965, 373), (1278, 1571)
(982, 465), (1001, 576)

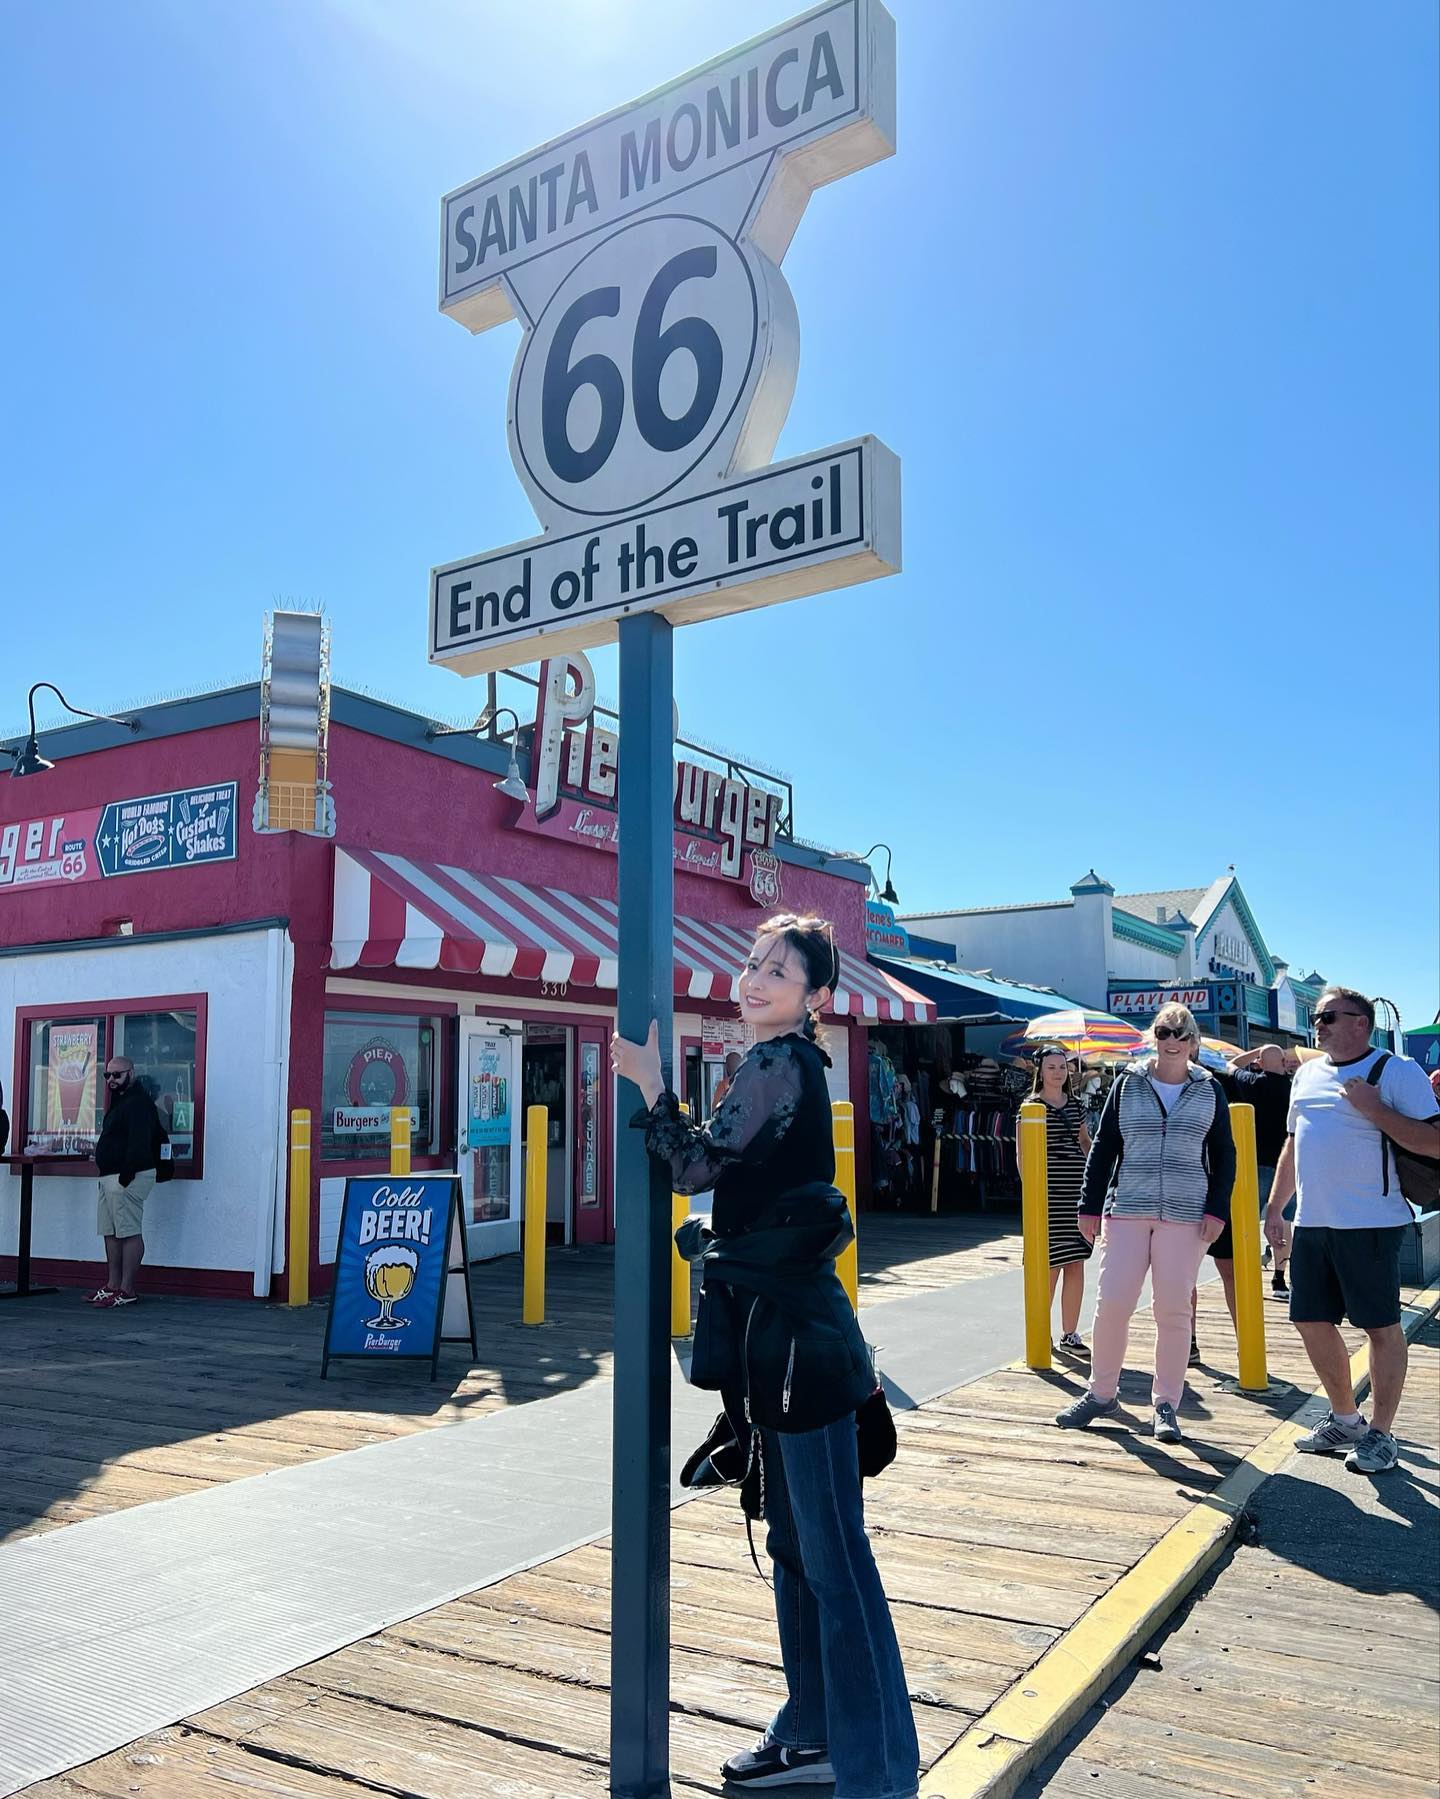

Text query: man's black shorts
(1208, 1164), (1294, 1261)
(1288, 1225), (1406, 1329)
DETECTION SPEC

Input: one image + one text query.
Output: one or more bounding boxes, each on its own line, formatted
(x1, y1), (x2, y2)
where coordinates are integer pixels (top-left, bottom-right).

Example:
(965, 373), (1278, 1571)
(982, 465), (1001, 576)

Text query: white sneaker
(1345, 1428), (1400, 1475)
(1296, 1411), (1367, 1456)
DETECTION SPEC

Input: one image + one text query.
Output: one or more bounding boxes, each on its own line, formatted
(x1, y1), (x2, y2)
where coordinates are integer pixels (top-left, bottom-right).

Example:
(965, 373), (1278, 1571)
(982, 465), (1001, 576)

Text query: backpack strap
(1365, 1053), (1392, 1194)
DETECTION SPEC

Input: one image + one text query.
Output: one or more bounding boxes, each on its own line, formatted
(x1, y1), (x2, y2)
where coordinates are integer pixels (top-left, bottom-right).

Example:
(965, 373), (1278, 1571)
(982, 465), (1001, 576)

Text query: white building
(901, 870), (1328, 1047)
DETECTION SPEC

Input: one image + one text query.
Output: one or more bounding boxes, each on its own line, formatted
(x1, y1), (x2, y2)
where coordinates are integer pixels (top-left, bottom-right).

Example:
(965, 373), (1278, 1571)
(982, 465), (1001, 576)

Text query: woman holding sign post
(613, 913), (919, 1799)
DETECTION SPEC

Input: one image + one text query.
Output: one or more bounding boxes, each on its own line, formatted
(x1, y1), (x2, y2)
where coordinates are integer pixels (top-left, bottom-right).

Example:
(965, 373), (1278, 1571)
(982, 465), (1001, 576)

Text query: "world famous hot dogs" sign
(0, 782), (237, 895)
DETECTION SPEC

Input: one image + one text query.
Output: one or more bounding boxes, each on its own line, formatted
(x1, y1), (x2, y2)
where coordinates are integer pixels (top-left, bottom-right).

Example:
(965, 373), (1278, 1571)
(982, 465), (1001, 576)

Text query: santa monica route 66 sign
(430, 0), (899, 676)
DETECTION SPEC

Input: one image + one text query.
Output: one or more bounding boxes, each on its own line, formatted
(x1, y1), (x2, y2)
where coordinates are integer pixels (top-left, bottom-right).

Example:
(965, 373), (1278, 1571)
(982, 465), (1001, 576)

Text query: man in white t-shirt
(1266, 987), (1439, 1474)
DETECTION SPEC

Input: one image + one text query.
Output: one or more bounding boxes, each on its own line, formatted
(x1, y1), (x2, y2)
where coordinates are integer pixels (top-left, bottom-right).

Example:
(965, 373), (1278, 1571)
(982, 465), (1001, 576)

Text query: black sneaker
(1271, 1270), (1289, 1297)
(721, 1737), (835, 1788)
(1153, 1401), (1182, 1444)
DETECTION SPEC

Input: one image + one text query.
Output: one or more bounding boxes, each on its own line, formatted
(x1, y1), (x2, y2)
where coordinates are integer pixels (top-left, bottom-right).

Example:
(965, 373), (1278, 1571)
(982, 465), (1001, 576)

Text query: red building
(2, 675), (929, 1298)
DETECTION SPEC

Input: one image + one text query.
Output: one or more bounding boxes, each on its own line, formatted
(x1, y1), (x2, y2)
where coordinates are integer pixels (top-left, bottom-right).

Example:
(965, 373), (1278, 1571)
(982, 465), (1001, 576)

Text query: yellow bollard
(833, 1101), (858, 1310)
(389, 1106), (412, 1177)
(523, 1104), (548, 1325)
(287, 1109), (311, 1307)
(672, 1103), (692, 1338)
(1229, 1102), (1269, 1392)
(1019, 1100), (1052, 1371)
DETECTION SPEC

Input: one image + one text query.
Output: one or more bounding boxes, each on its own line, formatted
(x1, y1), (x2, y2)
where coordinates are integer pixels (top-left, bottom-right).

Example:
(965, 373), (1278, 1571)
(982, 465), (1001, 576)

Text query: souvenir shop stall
(864, 945), (1086, 1214)
(866, 1022), (1031, 1213)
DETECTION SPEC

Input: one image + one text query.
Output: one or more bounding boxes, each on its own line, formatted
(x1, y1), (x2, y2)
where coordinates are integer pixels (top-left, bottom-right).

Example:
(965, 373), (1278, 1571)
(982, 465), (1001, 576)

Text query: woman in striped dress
(1031, 1046), (1092, 1353)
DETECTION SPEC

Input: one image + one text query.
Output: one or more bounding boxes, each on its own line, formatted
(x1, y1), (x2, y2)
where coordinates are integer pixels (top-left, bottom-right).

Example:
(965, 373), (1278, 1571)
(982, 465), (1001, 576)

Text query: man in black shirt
(90, 1056), (162, 1308)
(1210, 1044), (1295, 1301)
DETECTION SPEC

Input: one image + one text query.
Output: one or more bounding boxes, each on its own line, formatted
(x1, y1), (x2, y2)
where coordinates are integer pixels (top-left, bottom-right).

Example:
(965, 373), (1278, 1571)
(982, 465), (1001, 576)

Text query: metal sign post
(612, 612), (676, 1793)
(426, 6), (900, 1789)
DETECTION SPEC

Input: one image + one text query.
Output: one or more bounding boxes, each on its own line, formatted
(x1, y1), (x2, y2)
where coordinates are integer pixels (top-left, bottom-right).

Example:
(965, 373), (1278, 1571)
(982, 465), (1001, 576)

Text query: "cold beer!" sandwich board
(321, 1174), (478, 1379)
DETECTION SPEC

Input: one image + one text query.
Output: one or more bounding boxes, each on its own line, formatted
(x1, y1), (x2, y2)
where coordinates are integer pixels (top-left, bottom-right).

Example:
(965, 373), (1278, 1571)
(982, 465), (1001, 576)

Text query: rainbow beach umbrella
(1001, 1009), (1146, 1062)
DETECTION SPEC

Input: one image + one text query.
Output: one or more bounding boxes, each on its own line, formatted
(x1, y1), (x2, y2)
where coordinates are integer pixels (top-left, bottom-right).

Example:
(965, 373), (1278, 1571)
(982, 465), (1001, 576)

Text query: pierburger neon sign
(514, 653), (783, 894)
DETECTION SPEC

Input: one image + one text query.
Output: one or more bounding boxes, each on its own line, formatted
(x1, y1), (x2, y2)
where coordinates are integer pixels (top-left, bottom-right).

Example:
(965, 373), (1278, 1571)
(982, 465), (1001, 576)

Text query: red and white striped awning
(330, 848), (932, 1023)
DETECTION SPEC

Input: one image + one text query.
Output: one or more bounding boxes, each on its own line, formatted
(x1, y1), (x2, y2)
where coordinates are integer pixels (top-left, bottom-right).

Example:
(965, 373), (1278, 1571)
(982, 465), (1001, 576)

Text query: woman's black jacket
(636, 1033), (875, 1433)
(675, 1182), (875, 1431)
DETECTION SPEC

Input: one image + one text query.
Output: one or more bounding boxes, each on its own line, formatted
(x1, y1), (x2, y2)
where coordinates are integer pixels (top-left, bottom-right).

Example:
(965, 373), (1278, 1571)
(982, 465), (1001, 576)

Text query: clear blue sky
(3, 1), (1436, 1023)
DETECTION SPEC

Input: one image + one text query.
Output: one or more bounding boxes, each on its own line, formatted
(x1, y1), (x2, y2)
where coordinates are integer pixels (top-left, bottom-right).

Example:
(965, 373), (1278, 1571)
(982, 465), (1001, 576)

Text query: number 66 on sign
(430, 0), (900, 676)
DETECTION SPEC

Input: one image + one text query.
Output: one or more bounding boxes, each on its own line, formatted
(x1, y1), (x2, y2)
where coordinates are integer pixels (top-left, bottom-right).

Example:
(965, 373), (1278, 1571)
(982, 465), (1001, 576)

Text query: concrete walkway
(2, 1259), (1057, 1796)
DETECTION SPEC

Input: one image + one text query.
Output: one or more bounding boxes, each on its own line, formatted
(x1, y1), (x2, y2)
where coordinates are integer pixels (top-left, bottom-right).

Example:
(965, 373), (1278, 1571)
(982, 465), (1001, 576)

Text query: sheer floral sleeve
(636, 1038), (805, 1196)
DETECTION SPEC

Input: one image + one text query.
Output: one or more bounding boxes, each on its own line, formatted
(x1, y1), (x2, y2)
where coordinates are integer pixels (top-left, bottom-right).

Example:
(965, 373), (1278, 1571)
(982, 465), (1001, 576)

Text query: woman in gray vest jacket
(1054, 1003), (1235, 1444)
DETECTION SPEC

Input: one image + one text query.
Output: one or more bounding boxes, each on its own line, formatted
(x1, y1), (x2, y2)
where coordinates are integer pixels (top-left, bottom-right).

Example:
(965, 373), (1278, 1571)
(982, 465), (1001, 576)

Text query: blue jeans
(760, 1417), (919, 1799)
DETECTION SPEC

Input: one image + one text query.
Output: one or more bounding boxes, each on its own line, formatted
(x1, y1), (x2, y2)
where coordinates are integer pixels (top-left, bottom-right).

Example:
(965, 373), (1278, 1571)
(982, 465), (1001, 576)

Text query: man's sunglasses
(104, 1071), (128, 1082)
(1313, 1010), (1364, 1027)
(1154, 1027), (1192, 1042)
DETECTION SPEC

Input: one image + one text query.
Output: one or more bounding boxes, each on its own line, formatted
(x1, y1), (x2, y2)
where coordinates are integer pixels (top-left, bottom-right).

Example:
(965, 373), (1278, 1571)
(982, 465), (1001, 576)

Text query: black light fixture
(426, 706), (529, 801)
(6, 683), (141, 777)
(858, 842), (899, 905)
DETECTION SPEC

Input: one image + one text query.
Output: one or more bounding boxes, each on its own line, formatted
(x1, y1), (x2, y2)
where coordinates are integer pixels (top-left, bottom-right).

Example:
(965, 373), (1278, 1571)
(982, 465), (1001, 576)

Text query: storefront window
(115, 1010), (201, 1161)
(321, 1010), (443, 1162)
(21, 998), (205, 1168)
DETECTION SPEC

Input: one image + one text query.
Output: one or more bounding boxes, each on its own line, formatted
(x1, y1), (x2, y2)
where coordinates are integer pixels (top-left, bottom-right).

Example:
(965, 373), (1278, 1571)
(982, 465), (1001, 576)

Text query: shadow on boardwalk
(0, 1211), (1021, 1542)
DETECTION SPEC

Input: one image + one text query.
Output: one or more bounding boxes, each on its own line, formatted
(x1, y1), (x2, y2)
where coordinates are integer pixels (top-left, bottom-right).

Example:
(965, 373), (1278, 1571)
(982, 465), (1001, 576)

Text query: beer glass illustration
(363, 1244), (419, 1329)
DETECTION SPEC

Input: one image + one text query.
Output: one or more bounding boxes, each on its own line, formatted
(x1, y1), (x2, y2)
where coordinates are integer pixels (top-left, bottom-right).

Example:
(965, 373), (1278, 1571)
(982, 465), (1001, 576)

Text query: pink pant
(1090, 1217), (1208, 1409)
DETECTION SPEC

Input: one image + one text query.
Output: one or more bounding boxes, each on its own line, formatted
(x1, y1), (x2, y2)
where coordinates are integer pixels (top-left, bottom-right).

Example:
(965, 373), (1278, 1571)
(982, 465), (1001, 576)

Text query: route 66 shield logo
(748, 847), (782, 907)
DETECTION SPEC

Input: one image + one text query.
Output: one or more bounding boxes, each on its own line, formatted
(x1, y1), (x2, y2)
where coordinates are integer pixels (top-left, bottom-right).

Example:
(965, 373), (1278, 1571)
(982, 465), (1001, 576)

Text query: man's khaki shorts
(97, 1170), (155, 1239)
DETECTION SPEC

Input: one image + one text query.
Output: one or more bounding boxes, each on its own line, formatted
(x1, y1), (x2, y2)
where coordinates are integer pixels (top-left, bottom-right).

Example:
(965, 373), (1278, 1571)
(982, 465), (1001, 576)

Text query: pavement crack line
(184, 1726), (426, 1799)
(284, 1671), (613, 1771)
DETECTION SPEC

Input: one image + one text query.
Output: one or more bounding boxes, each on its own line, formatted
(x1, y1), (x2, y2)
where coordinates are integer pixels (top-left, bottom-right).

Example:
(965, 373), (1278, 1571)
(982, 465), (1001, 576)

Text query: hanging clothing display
(950, 1107), (1017, 1179)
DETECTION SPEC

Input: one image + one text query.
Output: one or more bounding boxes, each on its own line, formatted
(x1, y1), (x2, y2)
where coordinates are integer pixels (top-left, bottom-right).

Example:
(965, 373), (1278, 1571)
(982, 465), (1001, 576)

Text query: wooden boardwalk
(1020, 1319), (1440, 1799)
(18, 1247), (1420, 1798)
(0, 1212), (1021, 1545)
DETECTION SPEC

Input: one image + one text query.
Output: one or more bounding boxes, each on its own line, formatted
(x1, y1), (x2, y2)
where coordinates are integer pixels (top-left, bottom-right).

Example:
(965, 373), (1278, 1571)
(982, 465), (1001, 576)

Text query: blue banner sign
(865, 900), (910, 957)
(321, 1175), (475, 1377)
(96, 782), (237, 879)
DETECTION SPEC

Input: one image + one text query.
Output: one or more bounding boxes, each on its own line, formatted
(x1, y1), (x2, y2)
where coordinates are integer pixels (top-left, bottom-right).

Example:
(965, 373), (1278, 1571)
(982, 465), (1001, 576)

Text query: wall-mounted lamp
(5, 683), (141, 777)
(857, 842), (899, 905)
(426, 707), (529, 802)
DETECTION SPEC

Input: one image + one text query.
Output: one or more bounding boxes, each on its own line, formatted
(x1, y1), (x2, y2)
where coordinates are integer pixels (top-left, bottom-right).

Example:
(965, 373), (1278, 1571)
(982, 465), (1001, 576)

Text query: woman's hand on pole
(611, 1020), (666, 1110)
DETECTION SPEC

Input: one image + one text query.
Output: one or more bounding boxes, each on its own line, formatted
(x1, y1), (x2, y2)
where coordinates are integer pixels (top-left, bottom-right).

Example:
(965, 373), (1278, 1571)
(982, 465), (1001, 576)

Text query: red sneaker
(86, 1288), (117, 1307)
(110, 1292), (139, 1307)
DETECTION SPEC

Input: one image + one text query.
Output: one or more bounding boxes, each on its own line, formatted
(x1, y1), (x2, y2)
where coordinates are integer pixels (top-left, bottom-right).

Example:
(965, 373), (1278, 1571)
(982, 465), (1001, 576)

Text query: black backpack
(1365, 1055), (1440, 1215)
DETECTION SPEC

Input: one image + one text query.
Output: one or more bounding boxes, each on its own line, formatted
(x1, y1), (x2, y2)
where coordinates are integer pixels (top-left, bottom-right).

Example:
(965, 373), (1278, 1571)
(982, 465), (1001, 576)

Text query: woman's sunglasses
(1154, 1027), (1192, 1042)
